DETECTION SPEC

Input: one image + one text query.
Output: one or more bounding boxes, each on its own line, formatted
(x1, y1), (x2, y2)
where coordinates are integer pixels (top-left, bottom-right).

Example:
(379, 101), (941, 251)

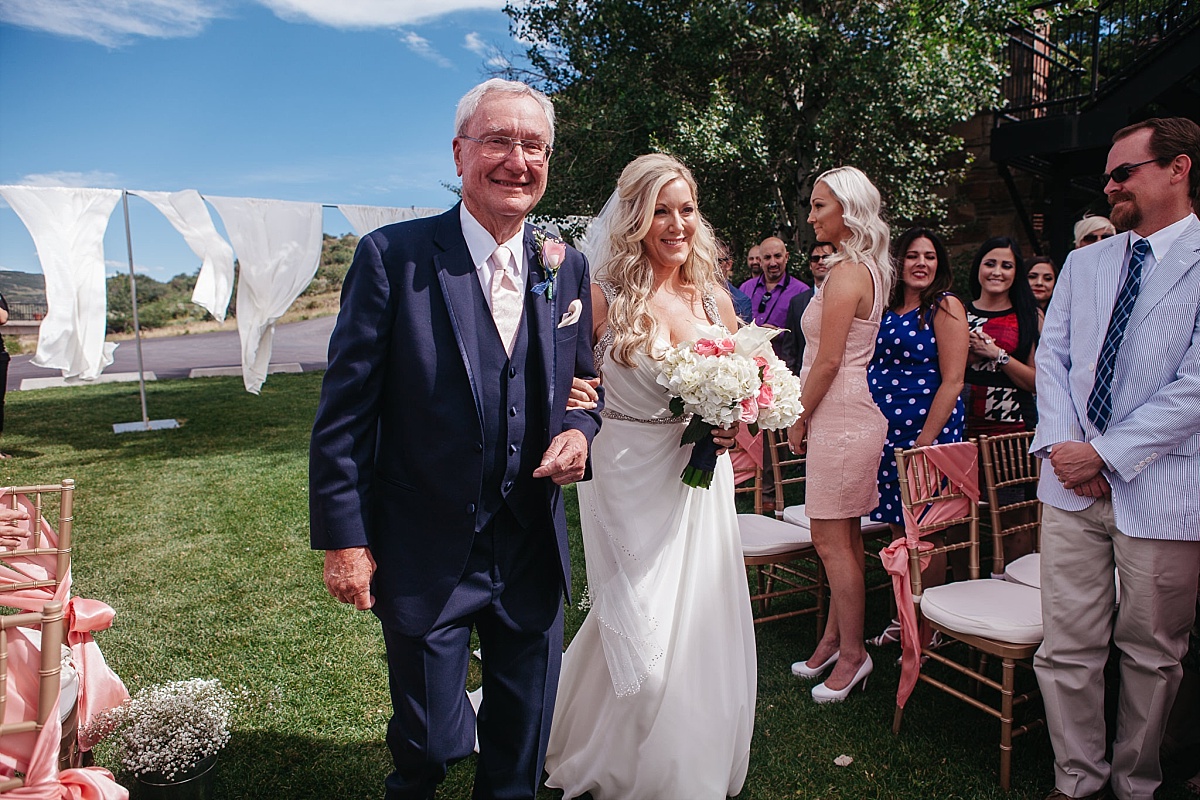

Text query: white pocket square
(557, 299), (582, 328)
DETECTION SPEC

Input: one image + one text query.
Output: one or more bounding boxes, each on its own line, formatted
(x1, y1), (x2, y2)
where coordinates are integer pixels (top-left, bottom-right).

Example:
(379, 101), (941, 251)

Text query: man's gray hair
(454, 79), (556, 146)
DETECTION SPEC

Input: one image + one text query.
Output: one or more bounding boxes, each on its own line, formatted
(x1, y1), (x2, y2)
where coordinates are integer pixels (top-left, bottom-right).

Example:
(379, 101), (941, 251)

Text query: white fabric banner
(204, 196), (323, 394)
(0, 185), (121, 380)
(130, 189), (235, 322)
(336, 204), (443, 237)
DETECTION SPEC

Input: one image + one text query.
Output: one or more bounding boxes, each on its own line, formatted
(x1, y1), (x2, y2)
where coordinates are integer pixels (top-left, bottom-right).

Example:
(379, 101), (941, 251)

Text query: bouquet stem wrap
(680, 415), (721, 488)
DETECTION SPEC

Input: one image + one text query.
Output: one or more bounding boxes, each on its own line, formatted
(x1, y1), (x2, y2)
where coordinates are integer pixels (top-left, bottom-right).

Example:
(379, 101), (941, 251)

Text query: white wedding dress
(544, 297), (757, 800)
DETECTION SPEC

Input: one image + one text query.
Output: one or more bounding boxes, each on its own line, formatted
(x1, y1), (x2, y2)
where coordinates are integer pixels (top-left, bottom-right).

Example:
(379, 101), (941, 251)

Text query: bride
(544, 153), (756, 799)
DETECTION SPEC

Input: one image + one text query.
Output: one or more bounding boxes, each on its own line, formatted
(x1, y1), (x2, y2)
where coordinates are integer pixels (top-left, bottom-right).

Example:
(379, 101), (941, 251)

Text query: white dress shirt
(460, 204), (527, 313)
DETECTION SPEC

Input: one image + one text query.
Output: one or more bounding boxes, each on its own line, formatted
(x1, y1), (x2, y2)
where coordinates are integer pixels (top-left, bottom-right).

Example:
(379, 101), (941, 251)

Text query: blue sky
(0, 0), (524, 279)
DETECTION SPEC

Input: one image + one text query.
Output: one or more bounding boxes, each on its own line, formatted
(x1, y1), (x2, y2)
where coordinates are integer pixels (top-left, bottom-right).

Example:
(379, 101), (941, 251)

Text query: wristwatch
(995, 348), (1011, 366)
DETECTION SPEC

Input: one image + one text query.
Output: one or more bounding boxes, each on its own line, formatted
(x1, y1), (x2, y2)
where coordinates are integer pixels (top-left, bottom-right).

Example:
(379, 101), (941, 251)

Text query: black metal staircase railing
(998, 0), (1198, 122)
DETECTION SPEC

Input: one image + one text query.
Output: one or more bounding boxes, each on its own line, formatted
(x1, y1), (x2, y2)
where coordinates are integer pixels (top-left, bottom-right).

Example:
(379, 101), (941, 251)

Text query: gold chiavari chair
(0, 602), (65, 792)
(978, 432), (1042, 587)
(736, 430), (826, 629)
(891, 442), (1044, 791)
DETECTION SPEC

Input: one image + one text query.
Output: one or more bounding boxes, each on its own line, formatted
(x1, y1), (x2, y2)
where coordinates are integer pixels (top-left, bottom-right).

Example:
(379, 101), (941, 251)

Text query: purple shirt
(740, 273), (809, 328)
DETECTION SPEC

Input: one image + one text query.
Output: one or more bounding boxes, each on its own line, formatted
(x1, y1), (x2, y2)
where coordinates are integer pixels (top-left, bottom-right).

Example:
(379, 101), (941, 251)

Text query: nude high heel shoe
(791, 650), (839, 679)
(811, 654), (873, 704)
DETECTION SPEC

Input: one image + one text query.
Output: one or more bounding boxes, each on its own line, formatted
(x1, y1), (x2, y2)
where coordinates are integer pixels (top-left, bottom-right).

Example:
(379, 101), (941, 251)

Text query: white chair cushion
(782, 504), (891, 536)
(18, 627), (79, 723)
(1004, 553), (1041, 589)
(739, 513), (813, 557)
(921, 579), (1043, 644)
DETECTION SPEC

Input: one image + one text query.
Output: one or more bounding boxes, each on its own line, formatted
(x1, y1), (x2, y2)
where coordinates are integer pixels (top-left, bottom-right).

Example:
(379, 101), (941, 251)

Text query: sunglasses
(1103, 158), (1159, 184)
(757, 292), (772, 314)
(809, 254), (828, 263)
(1081, 232), (1115, 244)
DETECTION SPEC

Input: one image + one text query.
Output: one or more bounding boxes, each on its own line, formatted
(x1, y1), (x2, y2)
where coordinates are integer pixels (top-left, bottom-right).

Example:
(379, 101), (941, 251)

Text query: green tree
(506, 0), (1035, 271)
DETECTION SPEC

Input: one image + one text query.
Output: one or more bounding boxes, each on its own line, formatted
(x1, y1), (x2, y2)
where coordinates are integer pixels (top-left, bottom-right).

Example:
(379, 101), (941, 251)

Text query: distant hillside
(0, 270), (46, 304)
(0, 232), (357, 332)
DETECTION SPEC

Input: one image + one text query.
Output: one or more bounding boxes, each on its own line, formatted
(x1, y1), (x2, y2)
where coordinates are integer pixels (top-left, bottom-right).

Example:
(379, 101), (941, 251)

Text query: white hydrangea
(658, 343), (761, 427)
(756, 351), (805, 430)
(658, 322), (803, 430)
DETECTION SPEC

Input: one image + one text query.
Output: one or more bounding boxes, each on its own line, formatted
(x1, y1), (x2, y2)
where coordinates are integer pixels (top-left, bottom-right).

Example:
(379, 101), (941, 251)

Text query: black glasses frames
(757, 292), (773, 314)
(1103, 158), (1159, 184)
(1081, 232), (1115, 244)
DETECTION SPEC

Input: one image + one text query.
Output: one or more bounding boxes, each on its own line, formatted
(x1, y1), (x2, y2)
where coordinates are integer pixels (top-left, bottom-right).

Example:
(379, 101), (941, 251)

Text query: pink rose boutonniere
(531, 229), (567, 301)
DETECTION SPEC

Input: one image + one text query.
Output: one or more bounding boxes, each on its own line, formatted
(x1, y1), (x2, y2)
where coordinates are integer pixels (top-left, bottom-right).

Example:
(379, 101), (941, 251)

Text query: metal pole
(122, 191), (150, 429)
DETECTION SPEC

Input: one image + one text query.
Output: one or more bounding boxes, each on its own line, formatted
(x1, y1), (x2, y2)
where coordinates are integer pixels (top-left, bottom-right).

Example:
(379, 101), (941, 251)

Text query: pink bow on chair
(0, 628), (127, 800)
(880, 441), (979, 710)
(65, 599), (130, 749)
(1, 493), (130, 746)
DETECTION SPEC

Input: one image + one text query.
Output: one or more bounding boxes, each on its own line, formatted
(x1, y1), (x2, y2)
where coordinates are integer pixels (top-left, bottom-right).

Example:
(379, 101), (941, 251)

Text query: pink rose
(542, 239), (567, 270)
(755, 382), (774, 409)
(739, 397), (759, 423)
(694, 337), (736, 357)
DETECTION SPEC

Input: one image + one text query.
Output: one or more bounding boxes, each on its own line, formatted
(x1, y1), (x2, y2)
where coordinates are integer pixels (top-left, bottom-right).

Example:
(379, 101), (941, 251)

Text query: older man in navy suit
(309, 79), (601, 800)
(1031, 117), (1200, 800)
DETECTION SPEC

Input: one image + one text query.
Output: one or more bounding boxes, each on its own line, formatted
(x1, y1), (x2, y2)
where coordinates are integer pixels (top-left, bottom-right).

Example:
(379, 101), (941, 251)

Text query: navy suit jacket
(310, 205), (602, 634)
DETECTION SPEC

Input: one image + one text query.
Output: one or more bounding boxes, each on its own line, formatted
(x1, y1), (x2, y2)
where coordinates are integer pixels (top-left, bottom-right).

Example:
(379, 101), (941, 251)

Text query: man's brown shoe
(1044, 788), (1110, 800)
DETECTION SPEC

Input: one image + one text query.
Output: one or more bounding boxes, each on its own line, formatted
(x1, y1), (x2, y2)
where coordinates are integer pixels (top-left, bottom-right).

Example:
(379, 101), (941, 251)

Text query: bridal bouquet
(657, 323), (803, 488)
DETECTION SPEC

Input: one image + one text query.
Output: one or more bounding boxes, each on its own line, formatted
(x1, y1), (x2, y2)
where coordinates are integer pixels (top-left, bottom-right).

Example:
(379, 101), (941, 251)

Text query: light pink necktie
(489, 245), (523, 355)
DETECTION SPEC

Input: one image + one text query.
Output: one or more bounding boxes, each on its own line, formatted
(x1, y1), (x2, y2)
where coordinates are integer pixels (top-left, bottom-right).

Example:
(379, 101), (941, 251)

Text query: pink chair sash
(0, 629), (128, 800)
(881, 441), (979, 709)
(2, 494), (129, 745)
(730, 427), (764, 486)
(0, 494), (68, 611)
(66, 599), (129, 749)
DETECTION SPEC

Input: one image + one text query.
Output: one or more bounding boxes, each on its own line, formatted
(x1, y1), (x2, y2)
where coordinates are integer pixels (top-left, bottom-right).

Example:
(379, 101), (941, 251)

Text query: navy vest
(472, 279), (548, 533)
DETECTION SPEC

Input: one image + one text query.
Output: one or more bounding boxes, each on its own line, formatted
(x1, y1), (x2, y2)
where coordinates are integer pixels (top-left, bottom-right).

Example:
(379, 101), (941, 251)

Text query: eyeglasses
(809, 254), (828, 263)
(757, 292), (772, 314)
(459, 135), (552, 163)
(718, 255), (733, 263)
(1081, 232), (1115, 244)
(1103, 158), (1158, 184)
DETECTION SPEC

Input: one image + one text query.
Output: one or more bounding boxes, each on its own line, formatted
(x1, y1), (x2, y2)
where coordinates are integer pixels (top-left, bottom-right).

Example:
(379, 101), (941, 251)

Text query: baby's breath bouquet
(84, 678), (234, 781)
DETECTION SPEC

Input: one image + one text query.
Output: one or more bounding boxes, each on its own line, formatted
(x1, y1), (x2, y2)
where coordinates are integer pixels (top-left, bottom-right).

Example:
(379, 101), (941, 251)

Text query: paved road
(5, 314), (337, 392)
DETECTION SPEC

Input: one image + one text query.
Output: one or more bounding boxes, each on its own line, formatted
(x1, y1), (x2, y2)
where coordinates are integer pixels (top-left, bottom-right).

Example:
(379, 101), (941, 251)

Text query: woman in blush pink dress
(787, 166), (892, 703)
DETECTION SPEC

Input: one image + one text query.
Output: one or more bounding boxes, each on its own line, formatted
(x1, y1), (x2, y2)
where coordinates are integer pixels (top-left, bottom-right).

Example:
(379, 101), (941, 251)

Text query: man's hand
(566, 377), (601, 411)
(1049, 441), (1106, 489)
(0, 506), (30, 548)
(1072, 474), (1111, 499)
(324, 547), (376, 610)
(533, 429), (589, 485)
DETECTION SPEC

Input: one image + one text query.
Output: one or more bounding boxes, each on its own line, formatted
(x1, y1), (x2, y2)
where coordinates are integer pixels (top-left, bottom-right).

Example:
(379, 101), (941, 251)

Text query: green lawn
(2, 374), (1194, 799)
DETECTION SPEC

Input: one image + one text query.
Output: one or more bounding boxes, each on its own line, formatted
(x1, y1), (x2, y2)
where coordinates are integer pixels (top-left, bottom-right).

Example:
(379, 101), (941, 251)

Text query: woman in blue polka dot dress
(865, 228), (969, 646)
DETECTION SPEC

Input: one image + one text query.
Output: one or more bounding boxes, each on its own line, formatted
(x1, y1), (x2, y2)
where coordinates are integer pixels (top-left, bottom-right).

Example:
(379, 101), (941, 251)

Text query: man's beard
(1109, 191), (1141, 230)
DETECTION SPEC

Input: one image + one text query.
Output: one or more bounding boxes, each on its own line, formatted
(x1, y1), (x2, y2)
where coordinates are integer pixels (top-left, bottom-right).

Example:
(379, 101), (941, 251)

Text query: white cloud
(400, 31), (453, 68)
(463, 31), (509, 69)
(0, 0), (224, 47)
(256, 0), (505, 28)
(13, 170), (123, 188)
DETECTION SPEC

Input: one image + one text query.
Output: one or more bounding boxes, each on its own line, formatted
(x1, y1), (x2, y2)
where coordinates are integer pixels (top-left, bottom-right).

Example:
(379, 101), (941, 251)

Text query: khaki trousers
(1035, 499), (1200, 800)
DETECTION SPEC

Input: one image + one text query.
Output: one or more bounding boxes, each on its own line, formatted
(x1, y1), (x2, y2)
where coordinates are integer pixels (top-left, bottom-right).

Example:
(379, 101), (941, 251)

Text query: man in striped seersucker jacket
(1030, 117), (1200, 800)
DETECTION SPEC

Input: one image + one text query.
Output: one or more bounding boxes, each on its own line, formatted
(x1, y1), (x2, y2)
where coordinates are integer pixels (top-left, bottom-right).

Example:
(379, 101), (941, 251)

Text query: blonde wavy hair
(814, 166), (894, 300)
(592, 153), (724, 368)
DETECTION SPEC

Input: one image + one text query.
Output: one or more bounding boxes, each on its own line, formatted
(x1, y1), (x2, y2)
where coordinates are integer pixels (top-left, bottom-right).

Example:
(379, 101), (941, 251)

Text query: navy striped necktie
(1086, 238), (1151, 432)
